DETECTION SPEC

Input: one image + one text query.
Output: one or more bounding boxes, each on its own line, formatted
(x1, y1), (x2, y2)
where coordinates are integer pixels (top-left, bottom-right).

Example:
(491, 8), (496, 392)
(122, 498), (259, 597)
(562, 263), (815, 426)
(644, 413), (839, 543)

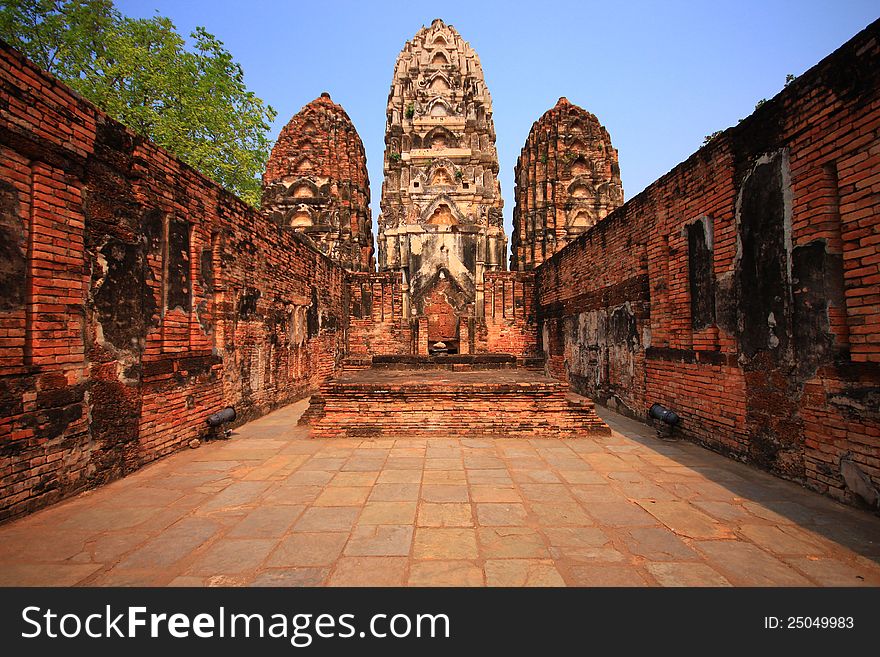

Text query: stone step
(302, 367), (610, 439)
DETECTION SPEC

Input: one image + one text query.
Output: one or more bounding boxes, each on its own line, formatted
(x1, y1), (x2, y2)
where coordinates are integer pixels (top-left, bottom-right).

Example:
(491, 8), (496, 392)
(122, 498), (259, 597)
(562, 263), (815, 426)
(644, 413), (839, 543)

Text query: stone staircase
(300, 357), (610, 439)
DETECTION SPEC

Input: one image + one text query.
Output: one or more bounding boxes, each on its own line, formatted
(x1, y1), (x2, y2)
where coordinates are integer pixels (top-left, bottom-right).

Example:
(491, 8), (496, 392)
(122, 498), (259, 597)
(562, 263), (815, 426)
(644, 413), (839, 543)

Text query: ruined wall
(536, 19), (880, 507)
(0, 41), (346, 521)
(511, 97), (623, 270)
(262, 93), (374, 272)
(346, 272), (414, 357)
(478, 272), (539, 356)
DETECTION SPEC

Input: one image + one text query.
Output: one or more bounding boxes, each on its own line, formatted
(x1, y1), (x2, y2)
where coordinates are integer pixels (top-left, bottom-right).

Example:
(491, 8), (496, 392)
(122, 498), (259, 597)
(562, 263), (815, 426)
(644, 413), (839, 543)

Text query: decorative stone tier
(301, 367), (610, 438)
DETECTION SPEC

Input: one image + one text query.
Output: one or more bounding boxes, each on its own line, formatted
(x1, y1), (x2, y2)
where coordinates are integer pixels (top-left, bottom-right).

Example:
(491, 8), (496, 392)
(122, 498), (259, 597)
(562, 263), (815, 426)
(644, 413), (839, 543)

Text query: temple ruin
(262, 93), (374, 271)
(378, 19), (507, 354)
(0, 17), (879, 531)
(511, 97), (624, 270)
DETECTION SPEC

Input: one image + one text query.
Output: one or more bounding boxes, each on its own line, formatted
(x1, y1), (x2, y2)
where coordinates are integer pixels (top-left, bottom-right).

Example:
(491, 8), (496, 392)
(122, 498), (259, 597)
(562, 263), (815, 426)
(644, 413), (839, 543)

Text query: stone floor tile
(370, 483), (421, 502)
(475, 503), (528, 526)
(345, 525), (413, 557)
(423, 470), (468, 484)
(313, 486), (371, 507)
(623, 527), (700, 561)
(469, 485), (523, 503)
(294, 507), (360, 532)
(485, 559), (565, 586)
(646, 562), (732, 586)
(413, 528), (479, 559)
(693, 540), (813, 586)
(330, 471), (380, 487)
(228, 505), (305, 538)
(186, 538), (277, 575)
(408, 561), (484, 586)
(328, 557), (408, 586)
(359, 501), (418, 525)
(0, 564), (103, 587)
(478, 527), (549, 558)
(566, 564), (650, 587)
(417, 503), (474, 527)
(377, 469), (423, 484)
(634, 500), (734, 539)
(267, 533), (348, 567)
(421, 484), (469, 503)
(527, 501), (593, 527)
(250, 568), (329, 586)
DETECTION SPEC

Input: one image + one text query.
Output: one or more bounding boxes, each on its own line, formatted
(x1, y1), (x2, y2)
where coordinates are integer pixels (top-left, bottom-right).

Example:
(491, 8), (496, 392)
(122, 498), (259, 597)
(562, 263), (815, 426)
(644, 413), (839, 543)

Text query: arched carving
(431, 51), (449, 65)
(570, 156), (589, 176)
(426, 97), (454, 117)
(291, 180), (319, 198)
(288, 206), (314, 228)
(567, 209), (596, 228)
(420, 195), (467, 226)
(429, 75), (450, 91)
(301, 119), (317, 134)
(430, 168), (453, 186)
(425, 125), (457, 150)
(568, 179), (595, 199)
(294, 157), (314, 173)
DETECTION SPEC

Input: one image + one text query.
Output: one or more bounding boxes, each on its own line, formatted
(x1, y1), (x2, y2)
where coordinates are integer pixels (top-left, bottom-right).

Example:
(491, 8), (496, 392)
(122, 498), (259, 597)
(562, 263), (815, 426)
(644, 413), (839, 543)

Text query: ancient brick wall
(477, 272), (539, 356)
(536, 20), (880, 506)
(346, 271), (414, 356)
(0, 41), (347, 521)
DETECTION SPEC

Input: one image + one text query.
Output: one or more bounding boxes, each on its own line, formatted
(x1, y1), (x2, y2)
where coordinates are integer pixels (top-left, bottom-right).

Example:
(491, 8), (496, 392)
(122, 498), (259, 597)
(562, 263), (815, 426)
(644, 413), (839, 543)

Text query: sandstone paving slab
(634, 500), (733, 539)
(417, 503), (474, 527)
(527, 501), (593, 527)
(186, 538), (277, 576)
(344, 525), (414, 557)
(250, 568), (329, 586)
(294, 507), (360, 532)
(407, 560), (484, 586)
(584, 498), (660, 527)
(423, 469), (468, 484)
(197, 481), (272, 514)
(469, 485), (523, 503)
(228, 505), (305, 538)
(370, 483), (421, 502)
(421, 484), (469, 503)
(692, 540), (813, 586)
(328, 557), (408, 586)
(413, 527), (479, 559)
(475, 503), (528, 526)
(736, 524), (828, 557)
(565, 564), (651, 587)
(313, 486), (372, 506)
(485, 559), (566, 586)
(114, 517), (222, 570)
(623, 527), (701, 561)
(359, 501), (418, 525)
(0, 563), (103, 587)
(646, 562), (732, 587)
(377, 469), (423, 484)
(478, 527), (549, 559)
(781, 557), (880, 586)
(330, 471), (380, 486)
(267, 532), (348, 567)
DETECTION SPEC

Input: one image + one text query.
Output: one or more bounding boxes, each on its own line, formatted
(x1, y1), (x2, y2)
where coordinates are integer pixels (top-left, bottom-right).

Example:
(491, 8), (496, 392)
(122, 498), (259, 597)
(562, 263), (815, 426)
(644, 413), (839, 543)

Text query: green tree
(0, 0), (275, 206)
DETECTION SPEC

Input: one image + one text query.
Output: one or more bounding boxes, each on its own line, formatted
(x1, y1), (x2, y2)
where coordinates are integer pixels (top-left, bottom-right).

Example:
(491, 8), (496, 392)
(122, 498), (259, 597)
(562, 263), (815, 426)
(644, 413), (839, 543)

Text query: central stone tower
(378, 18), (507, 354)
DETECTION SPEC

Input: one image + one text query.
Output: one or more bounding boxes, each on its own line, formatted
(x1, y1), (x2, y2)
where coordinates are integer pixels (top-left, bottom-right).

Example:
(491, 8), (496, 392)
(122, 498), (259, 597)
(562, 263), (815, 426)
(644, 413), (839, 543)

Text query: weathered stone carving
(262, 93), (374, 271)
(378, 18), (507, 352)
(511, 97), (623, 270)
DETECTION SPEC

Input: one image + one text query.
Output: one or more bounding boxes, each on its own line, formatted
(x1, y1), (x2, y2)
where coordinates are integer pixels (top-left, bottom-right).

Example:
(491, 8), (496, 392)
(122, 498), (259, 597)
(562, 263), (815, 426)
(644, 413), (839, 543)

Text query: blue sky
(118, 0), (878, 242)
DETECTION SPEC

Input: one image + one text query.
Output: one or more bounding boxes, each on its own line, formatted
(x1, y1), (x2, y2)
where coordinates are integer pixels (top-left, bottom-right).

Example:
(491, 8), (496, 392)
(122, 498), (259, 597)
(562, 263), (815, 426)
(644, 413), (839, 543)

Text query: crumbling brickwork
(536, 19), (880, 507)
(511, 97), (623, 270)
(263, 93), (374, 271)
(0, 41), (347, 521)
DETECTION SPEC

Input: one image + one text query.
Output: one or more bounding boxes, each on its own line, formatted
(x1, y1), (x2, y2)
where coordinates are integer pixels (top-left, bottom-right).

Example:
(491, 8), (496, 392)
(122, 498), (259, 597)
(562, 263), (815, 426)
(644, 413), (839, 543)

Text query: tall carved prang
(262, 93), (374, 271)
(511, 97), (623, 270)
(378, 18), (507, 354)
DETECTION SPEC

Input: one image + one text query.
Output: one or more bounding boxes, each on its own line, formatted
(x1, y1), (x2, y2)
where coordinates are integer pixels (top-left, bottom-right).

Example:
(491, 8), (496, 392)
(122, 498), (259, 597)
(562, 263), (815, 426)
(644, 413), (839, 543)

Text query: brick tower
(262, 93), (374, 271)
(511, 97), (623, 270)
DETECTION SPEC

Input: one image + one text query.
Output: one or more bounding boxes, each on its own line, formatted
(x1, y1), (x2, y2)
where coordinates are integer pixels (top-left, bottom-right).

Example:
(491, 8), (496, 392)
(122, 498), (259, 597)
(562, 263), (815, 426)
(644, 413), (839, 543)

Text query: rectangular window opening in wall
(686, 217), (716, 330)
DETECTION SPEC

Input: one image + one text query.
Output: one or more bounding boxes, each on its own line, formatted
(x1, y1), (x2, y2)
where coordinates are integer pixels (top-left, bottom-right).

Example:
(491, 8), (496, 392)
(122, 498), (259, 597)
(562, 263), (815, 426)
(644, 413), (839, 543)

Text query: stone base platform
(301, 366), (610, 438)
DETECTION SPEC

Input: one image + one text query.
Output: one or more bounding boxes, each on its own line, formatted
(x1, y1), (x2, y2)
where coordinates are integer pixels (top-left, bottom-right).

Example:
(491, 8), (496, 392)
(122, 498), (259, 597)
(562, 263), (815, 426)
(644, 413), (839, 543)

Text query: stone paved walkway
(2, 401), (879, 587)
